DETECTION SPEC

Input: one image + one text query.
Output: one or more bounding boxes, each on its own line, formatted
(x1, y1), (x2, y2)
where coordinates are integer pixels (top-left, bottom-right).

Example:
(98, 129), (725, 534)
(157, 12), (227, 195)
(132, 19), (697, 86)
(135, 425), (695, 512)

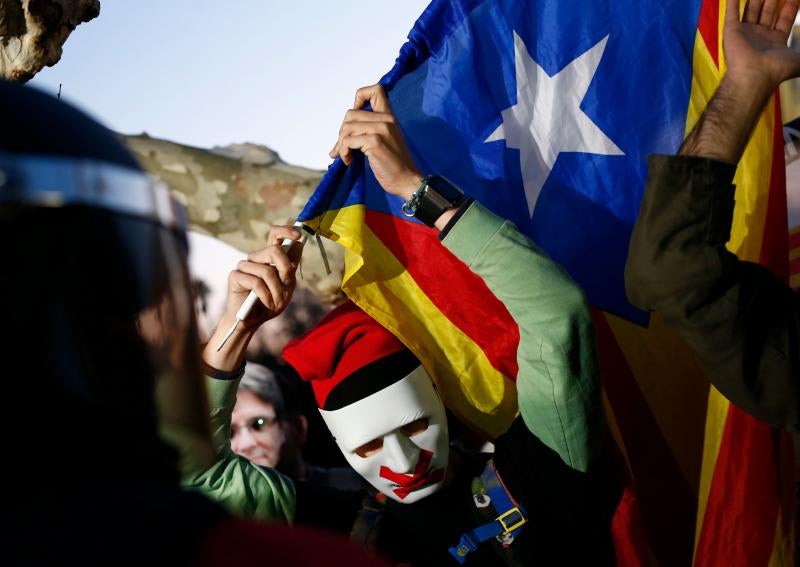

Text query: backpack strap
(448, 459), (527, 564)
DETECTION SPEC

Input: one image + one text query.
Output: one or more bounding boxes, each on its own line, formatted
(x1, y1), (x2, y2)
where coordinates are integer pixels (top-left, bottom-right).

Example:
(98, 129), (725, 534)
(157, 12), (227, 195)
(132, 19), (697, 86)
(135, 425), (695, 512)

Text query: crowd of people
(5, 1), (800, 565)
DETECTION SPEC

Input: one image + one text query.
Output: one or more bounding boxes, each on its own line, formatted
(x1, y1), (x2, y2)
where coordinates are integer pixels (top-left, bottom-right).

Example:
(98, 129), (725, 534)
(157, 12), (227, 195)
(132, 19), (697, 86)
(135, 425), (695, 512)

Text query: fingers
(330, 109), (397, 162)
(332, 146), (353, 166)
(733, 0), (796, 30)
(248, 247), (296, 285)
(329, 84), (393, 166)
(337, 133), (381, 159)
(329, 110), (382, 159)
(335, 120), (398, 164)
(337, 119), (395, 146)
(775, 0), (800, 33)
(236, 260), (289, 309)
(744, 0), (764, 23)
(249, 245), (295, 279)
(244, 224), (303, 284)
(265, 224), (302, 247)
(759, 0), (780, 26)
(353, 84), (391, 113)
(341, 109), (395, 124)
(228, 268), (279, 312)
(740, 0), (794, 27)
(728, 0), (743, 22)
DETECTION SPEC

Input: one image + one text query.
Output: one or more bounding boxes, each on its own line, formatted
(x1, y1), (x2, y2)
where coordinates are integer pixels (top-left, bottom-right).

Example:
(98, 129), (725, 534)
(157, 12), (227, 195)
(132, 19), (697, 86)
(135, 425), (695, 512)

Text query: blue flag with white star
(300, 0), (702, 322)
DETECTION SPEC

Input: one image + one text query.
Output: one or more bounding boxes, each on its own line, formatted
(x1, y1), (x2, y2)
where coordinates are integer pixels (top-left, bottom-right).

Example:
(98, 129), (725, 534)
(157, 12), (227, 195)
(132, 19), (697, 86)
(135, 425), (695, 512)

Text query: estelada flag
(784, 115), (800, 290)
(298, 0), (794, 564)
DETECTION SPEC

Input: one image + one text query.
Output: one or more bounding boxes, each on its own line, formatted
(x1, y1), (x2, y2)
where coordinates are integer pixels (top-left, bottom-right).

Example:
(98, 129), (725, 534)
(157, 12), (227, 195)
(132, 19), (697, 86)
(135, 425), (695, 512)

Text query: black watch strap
(402, 175), (464, 227)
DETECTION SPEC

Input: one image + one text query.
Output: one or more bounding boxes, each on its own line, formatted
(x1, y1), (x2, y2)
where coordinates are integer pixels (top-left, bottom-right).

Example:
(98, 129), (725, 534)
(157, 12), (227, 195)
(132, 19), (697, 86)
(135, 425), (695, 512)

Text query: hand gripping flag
(300, 0), (700, 436)
(298, 1), (794, 564)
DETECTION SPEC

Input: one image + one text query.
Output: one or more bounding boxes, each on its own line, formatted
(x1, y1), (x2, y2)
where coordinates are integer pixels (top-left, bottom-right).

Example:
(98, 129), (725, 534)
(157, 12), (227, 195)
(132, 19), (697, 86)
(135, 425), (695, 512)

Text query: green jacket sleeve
(625, 155), (800, 431)
(180, 376), (296, 522)
(441, 201), (602, 472)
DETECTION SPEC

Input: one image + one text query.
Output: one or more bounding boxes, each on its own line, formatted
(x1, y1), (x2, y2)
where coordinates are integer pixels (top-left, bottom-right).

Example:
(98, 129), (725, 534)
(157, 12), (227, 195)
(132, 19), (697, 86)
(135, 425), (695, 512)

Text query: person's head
(283, 302), (449, 504)
(0, 80), (213, 478)
(231, 362), (308, 472)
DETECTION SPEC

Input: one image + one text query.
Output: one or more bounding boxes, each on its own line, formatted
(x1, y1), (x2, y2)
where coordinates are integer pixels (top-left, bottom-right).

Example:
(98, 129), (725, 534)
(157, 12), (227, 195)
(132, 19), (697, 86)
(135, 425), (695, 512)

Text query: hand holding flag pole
(215, 222), (312, 352)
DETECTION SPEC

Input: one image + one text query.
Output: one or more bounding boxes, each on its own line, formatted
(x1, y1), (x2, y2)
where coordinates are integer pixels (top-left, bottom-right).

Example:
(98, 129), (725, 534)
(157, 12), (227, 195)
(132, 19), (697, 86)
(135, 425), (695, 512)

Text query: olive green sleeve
(626, 155), (800, 431)
(180, 376), (296, 522)
(442, 202), (602, 472)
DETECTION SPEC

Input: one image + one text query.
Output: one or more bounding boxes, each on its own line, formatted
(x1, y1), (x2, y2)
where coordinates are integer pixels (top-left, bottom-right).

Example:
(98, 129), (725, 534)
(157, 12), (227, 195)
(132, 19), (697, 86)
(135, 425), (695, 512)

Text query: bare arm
(680, 0), (800, 162)
(626, 0), (800, 430)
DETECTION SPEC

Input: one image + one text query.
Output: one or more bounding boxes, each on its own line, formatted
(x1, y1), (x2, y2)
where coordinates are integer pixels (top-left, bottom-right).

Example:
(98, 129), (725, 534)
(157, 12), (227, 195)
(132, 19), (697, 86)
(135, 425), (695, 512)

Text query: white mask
(320, 365), (449, 504)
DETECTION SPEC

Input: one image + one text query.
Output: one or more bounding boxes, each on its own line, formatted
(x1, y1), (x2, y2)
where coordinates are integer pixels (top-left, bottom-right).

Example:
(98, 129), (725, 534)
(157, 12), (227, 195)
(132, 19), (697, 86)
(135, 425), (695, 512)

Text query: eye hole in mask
(354, 417), (430, 458)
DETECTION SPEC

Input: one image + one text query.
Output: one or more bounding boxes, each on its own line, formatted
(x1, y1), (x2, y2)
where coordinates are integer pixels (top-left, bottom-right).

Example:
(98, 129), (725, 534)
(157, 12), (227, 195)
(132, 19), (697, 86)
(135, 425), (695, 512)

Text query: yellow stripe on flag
(768, 495), (796, 566)
(716, 0), (727, 74)
(693, 390), (731, 560)
(689, 0), (782, 562)
(306, 204), (519, 439)
(728, 97), (775, 260)
(683, 29), (728, 560)
(685, 30), (720, 137)
(604, 312), (709, 493)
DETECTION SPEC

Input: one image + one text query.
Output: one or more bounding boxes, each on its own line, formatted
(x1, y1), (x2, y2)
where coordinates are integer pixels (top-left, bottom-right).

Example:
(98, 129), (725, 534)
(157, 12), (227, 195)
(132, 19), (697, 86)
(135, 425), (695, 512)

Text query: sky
(28, 2), (800, 308)
(30, 0), (431, 170)
(28, 1), (431, 322)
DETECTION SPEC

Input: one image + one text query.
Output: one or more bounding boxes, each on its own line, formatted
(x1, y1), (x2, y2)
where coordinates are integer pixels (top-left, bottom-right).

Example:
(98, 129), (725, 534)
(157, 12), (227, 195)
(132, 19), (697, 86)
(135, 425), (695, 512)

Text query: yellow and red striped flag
(789, 226), (800, 288)
(600, 1), (794, 564)
(299, 0), (794, 563)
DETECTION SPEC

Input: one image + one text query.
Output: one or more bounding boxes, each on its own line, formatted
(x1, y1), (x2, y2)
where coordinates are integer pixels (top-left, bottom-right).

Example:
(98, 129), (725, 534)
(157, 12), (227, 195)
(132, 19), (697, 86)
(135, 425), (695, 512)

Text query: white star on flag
(486, 32), (624, 217)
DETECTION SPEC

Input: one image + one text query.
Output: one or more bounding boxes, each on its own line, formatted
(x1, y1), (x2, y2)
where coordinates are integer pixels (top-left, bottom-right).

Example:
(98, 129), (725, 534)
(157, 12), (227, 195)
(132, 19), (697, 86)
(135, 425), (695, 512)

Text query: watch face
(426, 175), (463, 204)
(411, 175), (465, 227)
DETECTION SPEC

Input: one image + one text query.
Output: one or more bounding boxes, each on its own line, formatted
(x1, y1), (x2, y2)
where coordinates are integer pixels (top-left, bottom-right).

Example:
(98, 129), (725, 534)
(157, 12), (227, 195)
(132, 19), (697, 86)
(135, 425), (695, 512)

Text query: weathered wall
(0, 0), (100, 82)
(124, 134), (344, 304)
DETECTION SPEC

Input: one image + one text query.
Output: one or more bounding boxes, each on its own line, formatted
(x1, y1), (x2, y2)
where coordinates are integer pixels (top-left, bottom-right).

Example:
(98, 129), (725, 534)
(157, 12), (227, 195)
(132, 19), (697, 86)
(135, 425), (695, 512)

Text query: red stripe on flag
(610, 450), (652, 566)
(698, 0), (720, 67)
(695, 96), (787, 567)
(693, 406), (780, 566)
(592, 311), (697, 566)
(759, 102), (789, 281)
(366, 211), (520, 379)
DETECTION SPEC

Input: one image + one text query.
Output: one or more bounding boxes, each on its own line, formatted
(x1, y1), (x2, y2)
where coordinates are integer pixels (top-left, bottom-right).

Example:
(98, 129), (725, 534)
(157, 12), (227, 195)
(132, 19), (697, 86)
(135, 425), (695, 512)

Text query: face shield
(0, 152), (214, 477)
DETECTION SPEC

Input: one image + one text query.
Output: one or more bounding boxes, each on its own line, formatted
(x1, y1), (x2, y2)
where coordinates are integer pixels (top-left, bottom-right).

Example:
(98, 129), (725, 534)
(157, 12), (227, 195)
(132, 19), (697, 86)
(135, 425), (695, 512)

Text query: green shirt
(182, 376), (296, 522)
(181, 200), (602, 519)
(442, 202), (601, 472)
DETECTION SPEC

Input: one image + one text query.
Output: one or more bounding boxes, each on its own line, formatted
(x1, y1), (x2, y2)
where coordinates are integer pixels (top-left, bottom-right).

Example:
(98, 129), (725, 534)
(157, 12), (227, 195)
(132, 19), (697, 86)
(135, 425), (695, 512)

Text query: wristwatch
(401, 175), (464, 227)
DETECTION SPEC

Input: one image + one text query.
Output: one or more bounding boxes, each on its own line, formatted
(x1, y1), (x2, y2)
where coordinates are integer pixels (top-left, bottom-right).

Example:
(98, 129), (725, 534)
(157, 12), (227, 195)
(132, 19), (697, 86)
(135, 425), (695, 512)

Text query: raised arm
(180, 226), (303, 521)
(625, 0), (800, 430)
(680, 0), (800, 163)
(332, 84), (602, 471)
